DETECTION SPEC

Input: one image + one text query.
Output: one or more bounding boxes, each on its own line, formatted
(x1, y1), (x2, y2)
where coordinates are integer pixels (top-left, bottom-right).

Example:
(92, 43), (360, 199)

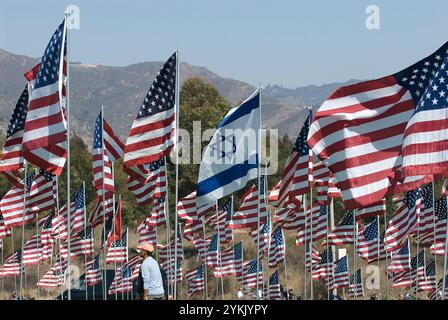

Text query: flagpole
(328, 198), (335, 300)
(113, 192), (117, 301)
(99, 104), (108, 300)
(173, 46), (181, 300)
(164, 156), (173, 297)
(19, 161), (28, 299)
(11, 229), (17, 296)
(303, 194), (307, 299)
(431, 182), (437, 287)
(82, 181), (88, 301)
(414, 207), (422, 297)
(64, 10), (72, 301)
(1, 238), (3, 298)
(441, 179), (448, 299)
(376, 215), (381, 299)
(353, 210), (357, 300)
(255, 85), (262, 300)
(309, 191), (314, 300)
(36, 217), (40, 300)
(383, 212), (390, 300)
(215, 201), (224, 300)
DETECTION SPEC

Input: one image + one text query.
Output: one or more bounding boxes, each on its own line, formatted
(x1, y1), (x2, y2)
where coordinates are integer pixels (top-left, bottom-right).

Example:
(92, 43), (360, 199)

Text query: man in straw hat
(138, 243), (165, 300)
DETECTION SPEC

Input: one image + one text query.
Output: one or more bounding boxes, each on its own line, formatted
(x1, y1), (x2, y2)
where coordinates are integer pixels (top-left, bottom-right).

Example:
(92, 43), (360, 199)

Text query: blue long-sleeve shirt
(140, 256), (165, 296)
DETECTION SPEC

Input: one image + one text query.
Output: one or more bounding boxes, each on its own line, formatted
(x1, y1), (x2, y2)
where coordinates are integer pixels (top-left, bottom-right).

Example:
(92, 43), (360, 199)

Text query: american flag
(124, 158), (166, 206)
(52, 183), (85, 240)
(22, 21), (68, 175)
(105, 230), (128, 264)
(416, 183), (435, 235)
(276, 206), (305, 231)
(429, 196), (447, 255)
(0, 85), (28, 180)
(85, 254), (102, 286)
(313, 161), (341, 205)
(356, 200), (386, 221)
(305, 243), (321, 273)
(0, 249), (23, 276)
(136, 214), (157, 246)
(158, 227), (184, 268)
(331, 255), (349, 289)
(307, 44), (444, 209)
(387, 239), (410, 273)
(267, 181), (281, 207)
(399, 42), (448, 176)
(214, 241), (242, 278)
(237, 258), (263, 289)
(146, 198), (166, 227)
(268, 227), (285, 268)
(51, 253), (68, 273)
(88, 196), (114, 227)
(108, 255), (142, 294)
(266, 269), (282, 300)
(92, 111), (115, 198)
(0, 214), (12, 240)
(296, 205), (327, 246)
(249, 219), (270, 257)
(312, 249), (333, 280)
(22, 234), (42, 266)
(428, 276), (448, 300)
(60, 225), (94, 259)
(385, 189), (422, 252)
(186, 264), (205, 296)
(277, 110), (313, 206)
(390, 250), (425, 288)
(105, 198), (122, 247)
(357, 218), (387, 262)
(177, 191), (215, 223)
(164, 258), (183, 285)
(37, 269), (65, 288)
(348, 268), (364, 298)
(123, 53), (177, 167)
(192, 233), (210, 262)
(205, 233), (219, 269)
(205, 199), (233, 244)
(102, 116), (125, 162)
(183, 220), (204, 242)
(418, 260), (436, 292)
(0, 169), (55, 228)
(322, 210), (355, 246)
(229, 176), (268, 229)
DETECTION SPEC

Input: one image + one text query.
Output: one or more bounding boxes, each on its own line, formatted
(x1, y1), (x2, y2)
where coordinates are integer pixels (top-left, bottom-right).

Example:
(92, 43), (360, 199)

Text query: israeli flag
(196, 89), (260, 207)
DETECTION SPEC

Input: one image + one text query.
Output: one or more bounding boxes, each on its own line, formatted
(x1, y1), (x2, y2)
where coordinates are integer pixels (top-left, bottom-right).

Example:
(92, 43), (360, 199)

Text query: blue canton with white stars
(112, 231), (128, 248)
(395, 42), (448, 113)
(334, 255), (348, 274)
(34, 21), (65, 89)
(233, 242), (243, 260)
(421, 183), (433, 209)
(74, 185), (85, 210)
(270, 270), (279, 285)
(93, 111), (103, 149)
(435, 197), (447, 220)
(292, 109), (312, 156)
(338, 210), (354, 226)
(363, 220), (378, 241)
(273, 227), (284, 246)
(403, 189), (422, 210)
(137, 53), (176, 119)
(7, 86), (28, 138)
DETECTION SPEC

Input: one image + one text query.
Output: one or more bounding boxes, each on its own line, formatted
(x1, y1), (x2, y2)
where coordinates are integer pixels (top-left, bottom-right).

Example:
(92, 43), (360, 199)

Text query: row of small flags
(1, 14), (448, 300)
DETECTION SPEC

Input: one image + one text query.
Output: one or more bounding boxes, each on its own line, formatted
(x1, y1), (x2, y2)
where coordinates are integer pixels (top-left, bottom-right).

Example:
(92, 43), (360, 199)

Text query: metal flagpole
(82, 181), (88, 301)
(384, 213), (390, 300)
(113, 193), (117, 300)
(64, 10), (72, 301)
(414, 208), (422, 297)
(173, 47), (181, 300)
(303, 194), (307, 299)
(100, 105), (107, 300)
(328, 198), (335, 300)
(1, 238), (3, 298)
(11, 229), (17, 296)
(36, 217), (40, 300)
(215, 201), (224, 300)
(309, 189), (314, 299)
(164, 156), (173, 297)
(353, 210), (357, 300)
(431, 182), (437, 286)
(19, 161), (28, 299)
(441, 180), (448, 300)
(376, 215), (381, 299)
(255, 85), (262, 300)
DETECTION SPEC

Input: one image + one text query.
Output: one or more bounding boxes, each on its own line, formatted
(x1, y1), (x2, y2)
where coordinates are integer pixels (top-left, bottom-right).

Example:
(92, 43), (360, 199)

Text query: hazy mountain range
(0, 48), (362, 145)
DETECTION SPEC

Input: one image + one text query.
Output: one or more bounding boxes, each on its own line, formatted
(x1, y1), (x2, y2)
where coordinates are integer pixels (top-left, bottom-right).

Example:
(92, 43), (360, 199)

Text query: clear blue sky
(1, 0), (447, 88)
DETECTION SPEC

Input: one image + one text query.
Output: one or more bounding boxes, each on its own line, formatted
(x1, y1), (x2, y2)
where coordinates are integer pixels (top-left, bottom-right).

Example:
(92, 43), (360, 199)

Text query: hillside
(0, 48), (360, 144)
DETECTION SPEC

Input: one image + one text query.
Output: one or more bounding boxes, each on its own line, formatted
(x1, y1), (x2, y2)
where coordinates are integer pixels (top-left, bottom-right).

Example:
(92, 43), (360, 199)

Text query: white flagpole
(113, 192), (117, 300)
(173, 47), (181, 300)
(10, 229), (17, 297)
(164, 155), (173, 297)
(303, 194), (307, 299)
(431, 182), (437, 284)
(64, 10), (72, 301)
(215, 201), (224, 300)
(414, 207), (422, 297)
(255, 85), (262, 300)
(19, 161), (28, 299)
(36, 217), (40, 300)
(384, 213), (390, 300)
(441, 179), (448, 299)
(309, 191), (314, 299)
(376, 215), (381, 299)
(202, 217), (208, 300)
(353, 210), (357, 300)
(82, 181), (88, 301)
(100, 105), (107, 300)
